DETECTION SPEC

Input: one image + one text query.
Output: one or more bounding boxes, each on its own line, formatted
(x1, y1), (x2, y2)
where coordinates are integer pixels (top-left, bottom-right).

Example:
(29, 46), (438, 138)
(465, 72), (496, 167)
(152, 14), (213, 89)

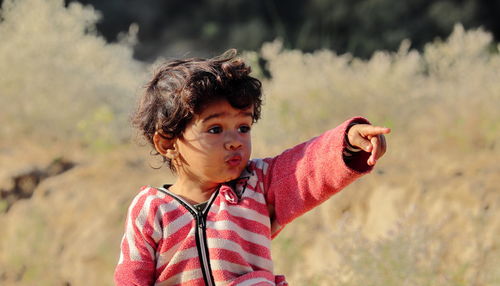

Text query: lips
(225, 154), (242, 167)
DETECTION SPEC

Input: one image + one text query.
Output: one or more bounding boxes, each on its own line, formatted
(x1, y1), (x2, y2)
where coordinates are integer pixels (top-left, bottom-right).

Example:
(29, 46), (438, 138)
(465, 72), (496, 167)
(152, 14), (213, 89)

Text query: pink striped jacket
(114, 117), (372, 285)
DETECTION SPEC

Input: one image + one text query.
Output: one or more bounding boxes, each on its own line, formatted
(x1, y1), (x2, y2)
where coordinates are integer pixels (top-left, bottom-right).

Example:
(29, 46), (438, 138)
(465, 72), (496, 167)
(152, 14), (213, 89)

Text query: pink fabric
(262, 116), (372, 236)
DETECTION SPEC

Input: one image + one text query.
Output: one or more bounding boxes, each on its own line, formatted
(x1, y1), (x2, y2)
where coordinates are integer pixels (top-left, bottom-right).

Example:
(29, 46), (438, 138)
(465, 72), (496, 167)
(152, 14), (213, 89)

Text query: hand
(347, 124), (391, 166)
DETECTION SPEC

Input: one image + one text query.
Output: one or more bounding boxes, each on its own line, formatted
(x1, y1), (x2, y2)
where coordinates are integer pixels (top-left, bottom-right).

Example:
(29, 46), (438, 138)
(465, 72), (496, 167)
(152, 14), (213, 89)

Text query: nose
(224, 132), (242, 150)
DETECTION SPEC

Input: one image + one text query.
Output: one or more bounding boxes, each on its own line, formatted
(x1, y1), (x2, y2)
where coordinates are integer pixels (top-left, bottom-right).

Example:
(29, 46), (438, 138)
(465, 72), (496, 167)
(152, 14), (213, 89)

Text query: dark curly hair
(132, 49), (263, 169)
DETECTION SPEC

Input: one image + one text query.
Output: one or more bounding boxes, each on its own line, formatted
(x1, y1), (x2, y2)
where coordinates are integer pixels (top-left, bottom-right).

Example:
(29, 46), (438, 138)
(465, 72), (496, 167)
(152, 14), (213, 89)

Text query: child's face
(174, 99), (253, 187)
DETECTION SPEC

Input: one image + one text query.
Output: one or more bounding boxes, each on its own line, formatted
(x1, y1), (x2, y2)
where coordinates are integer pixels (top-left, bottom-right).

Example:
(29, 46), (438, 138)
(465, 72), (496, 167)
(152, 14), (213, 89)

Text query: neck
(169, 176), (219, 205)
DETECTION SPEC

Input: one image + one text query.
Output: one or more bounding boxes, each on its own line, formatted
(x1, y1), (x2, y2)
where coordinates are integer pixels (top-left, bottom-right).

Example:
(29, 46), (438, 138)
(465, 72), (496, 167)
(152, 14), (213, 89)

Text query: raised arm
(262, 117), (388, 237)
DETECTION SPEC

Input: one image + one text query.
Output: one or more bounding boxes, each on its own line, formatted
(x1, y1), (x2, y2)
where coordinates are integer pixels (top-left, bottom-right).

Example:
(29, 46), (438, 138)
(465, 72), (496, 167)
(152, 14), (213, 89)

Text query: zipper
(158, 186), (218, 286)
(196, 205), (213, 286)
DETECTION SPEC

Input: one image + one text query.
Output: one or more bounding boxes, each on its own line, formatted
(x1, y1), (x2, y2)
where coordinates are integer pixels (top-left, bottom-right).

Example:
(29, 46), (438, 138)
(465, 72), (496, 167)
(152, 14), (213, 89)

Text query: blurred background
(0, 0), (499, 285)
(68, 0), (500, 61)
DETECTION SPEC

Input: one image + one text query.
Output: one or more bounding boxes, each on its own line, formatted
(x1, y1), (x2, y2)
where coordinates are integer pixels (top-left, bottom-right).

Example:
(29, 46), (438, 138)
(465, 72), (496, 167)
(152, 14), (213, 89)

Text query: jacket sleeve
(114, 187), (159, 286)
(262, 117), (373, 237)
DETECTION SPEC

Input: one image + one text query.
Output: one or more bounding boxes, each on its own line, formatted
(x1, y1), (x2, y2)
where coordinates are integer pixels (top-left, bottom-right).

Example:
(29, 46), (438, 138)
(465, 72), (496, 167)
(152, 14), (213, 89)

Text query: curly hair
(132, 49), (263, 169)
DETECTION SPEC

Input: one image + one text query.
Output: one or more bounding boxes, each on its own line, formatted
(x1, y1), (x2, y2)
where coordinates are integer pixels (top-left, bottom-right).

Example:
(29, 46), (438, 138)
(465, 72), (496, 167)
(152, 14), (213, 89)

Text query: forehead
(196, 100), (254, 121)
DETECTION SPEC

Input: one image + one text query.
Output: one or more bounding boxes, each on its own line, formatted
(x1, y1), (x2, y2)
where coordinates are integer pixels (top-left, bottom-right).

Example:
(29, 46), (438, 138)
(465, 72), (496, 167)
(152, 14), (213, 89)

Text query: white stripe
(207, 238), (273, 271)
(156, 239), (182, 269)
(163, 211), (194, 238)
(151, 191), (168, 242)
(118, 234), (126, 264)
(246, 160), (263, 189)
(262, 160), (269, 175)
(210, 259), (253, 274)
(249, 159), (269, 199)
(136, 192), (171, 239)
(168, 246), (199, 266)
(237, 277), (274, 286)
(252, 159), (268, 174)
(134, 190), (175, 259)
(151, 208), (163, 242)
(244, 159), (268, 195)
(208, 219), (270, 248)
(155, 268), (203, 286)
(125, 188), (151, 261)
(241, 187), (267, 204)
(156, 231), (196, 269)
(259, 182), (265, 194)
(247, 172), (259, 190)
(210, 202), (270, 228)
(135, 195), (161, 259)
(125, 219), (140, 261)
(153, 201), (184, 239)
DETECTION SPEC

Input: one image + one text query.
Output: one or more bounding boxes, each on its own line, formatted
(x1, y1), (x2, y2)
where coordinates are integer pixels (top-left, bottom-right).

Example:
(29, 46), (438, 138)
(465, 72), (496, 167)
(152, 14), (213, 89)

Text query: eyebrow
(202, 111), (254, 123)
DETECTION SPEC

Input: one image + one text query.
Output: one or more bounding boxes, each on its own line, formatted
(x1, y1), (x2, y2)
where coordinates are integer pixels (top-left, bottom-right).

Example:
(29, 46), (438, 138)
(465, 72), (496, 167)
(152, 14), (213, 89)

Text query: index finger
(359, 125), (391, 137)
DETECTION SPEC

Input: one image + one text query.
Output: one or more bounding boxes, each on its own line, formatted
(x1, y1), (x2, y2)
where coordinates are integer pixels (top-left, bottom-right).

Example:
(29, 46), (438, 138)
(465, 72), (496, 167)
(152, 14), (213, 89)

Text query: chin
(222, 170), (244, 182)
(222, 175), (238, 183)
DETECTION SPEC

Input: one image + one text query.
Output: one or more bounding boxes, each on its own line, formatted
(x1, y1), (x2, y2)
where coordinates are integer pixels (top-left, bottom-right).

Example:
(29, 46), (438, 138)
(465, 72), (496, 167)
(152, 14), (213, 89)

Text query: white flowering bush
(0, 0), (145, 147)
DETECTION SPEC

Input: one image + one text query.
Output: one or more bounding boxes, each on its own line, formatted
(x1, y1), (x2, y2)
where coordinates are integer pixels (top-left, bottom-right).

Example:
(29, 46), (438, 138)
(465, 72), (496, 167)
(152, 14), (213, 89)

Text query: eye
(238, 125), (251, 133)
(208, 126), (223, 134)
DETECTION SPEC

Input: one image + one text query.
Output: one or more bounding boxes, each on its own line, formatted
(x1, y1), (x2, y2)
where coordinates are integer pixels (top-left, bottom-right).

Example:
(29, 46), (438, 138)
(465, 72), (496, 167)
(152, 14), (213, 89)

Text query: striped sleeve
(261, 117), (373, 237)
(114, 187), (163, 285)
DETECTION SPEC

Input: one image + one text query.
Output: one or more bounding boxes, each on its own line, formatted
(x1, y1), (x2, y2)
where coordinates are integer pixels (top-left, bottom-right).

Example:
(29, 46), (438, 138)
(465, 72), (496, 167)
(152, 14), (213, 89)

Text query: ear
(153, 130), (177, 159)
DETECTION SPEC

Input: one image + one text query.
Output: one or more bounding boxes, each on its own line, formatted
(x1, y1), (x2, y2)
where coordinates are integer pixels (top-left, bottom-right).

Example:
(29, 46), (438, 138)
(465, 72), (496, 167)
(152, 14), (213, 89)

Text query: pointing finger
(360, 125), (391, 137)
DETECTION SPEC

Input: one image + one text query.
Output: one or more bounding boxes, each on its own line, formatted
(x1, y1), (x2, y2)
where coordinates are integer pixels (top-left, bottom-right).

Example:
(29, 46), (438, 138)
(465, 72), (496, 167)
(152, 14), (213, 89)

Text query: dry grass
(0, 0), (499, 285)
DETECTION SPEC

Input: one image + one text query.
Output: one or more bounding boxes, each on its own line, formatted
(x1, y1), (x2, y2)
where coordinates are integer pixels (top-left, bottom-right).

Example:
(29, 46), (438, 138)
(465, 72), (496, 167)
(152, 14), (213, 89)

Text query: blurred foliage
(0, 0), (146, 147)
(249, 24), (500, 158)
(61, 0), (500, 60)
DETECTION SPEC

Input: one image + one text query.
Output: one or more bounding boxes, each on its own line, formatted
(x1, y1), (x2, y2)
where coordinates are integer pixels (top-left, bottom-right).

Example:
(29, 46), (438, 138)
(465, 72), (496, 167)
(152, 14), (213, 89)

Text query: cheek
(180, 134), (217, 152)
(243, 137), (252, 155)
(199, 137), (221, 149)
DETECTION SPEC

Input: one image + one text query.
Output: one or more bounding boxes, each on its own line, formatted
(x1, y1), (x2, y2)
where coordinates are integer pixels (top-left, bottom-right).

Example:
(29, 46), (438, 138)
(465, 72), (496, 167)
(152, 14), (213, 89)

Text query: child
(114, 49), (390, 286)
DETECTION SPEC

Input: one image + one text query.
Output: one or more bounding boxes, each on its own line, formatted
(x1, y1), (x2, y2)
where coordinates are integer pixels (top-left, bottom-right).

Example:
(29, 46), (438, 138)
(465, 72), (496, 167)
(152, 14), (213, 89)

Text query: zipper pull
(198, 215), (205, 229)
